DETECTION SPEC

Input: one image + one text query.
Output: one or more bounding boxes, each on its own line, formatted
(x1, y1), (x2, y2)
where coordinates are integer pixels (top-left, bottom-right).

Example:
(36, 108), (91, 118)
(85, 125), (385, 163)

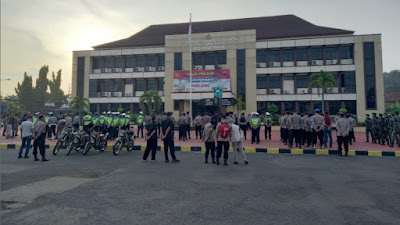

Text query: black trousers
(337, 136), (349, 154)
(73, 123), (79, 132)
(48, 125), (56, 138)
(157, 123), (161, 136)
(312, 130), (324, 146)
(265, 126), (272, 140)
(186, 125), (191, 138)
(301, 129), (307, 144)
(240, 125), (247, 140)
(217, 141), (229, 160)
(143, 139), (157, 160)
(288, 129), (301, 147)
(282, 128), (288, 143)
(179, 125), (186, 140)
(137, 124), (144, 138)
(205, 142), (215, 161)
(195, 125), (203, 138)
(251, 127), (260, 143)
(306, 131), (313, 146)
(33, 133), (46, 158)
(163, 138), (176, 160)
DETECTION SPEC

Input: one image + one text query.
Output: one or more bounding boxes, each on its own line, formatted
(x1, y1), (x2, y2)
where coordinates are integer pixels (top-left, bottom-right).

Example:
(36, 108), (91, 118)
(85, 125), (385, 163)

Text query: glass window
(103, 80), (113, 92)
(174, 100), (180, 111)
(121, 103), (130, 113)
(284, 102), (295, 112)
(282, 49), (294, 62)
(269, 76), (280, 89)
(296, 48), (308, 61)
(115, 57), (123, 68)
(158, 79), (164, 91)
(125, 56), (134, 68)
(326, 47), (338, 60)
(256, 50), (267, 63)
(77, 57), (85, 97)
(99, 103), (108, 113)
(89, 79), (97, 97)
(340, 46), (353, 59)
(344, 100), (357, 114)
(174, 53), (182, 70)
(311, 47), (323, 60)
(193, 53), (202, 66)
(329, 101), (341, 115)
(146, 55), (156, 67)
(113, 80), (122, 92)
(313, 101), (322, 111)
(104, 57), (113, 69)
(270, 102), (281, 115)
(205, 53), (215, 65)
(269, 50), (280, 62)
(257, 76), (266, 89)
(217, 52), (226, 65)
(90, 104), (97, 113)
(136, 55), (145, 67)
(364, 42), (376, 109)
(237, 50), (246, 94)
(298, 101), (310, 113)
(135, 79), (144, 91)
(296, 75), (308, 88)
(111, 103), (119, 112)
(158, 54), (165, 67)
(125, 79), (133, 84)
(342, 71), (356, 93)
(92, 58), (100, 69)
(146, 79), (157, 91)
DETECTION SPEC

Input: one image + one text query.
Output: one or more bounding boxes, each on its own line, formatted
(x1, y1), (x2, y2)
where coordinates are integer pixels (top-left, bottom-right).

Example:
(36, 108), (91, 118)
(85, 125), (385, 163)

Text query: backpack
(240, 117), (246, 123)
(219, 123), (230, 138)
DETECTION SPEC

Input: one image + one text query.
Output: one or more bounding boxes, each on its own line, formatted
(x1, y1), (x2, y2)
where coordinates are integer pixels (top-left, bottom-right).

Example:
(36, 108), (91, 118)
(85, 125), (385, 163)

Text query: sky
(1, 0), (399, 96)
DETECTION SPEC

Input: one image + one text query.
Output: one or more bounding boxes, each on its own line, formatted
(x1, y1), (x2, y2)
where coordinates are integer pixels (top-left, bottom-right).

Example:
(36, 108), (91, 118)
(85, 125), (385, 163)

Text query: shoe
(165, 160), (170, 163)
(233, 161), (238, 164)
(223, 162), (228, 166)
(212, 161), (216, 164)
(338, 151), (342, 156)
(216, 159), (220, 165)
(18, 155), (23, 159)
(321, 146), (324, 149)
(172, 159), (180, 163)
(205, 160), (208, 164)
(42, 158), (49, 162)
(34, 157), (39, 161)
(366, 140), (369, 142)
(245, 161), (248, 164)
(312, 144), (316, 150)
(289, 145), (292, 149)
(299, 145), (302, 149)
(24, 156), (30, 158)
(345, 152), (348, 156)
(150, 160), (155, 162)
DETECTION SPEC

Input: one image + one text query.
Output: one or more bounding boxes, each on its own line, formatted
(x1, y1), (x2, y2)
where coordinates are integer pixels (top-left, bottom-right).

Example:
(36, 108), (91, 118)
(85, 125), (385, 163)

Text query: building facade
(72, 15), (384, 121)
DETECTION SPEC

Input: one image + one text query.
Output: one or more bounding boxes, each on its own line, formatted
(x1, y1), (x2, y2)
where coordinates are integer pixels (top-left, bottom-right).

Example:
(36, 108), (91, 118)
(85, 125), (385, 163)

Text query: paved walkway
(2, 127), (399, 151)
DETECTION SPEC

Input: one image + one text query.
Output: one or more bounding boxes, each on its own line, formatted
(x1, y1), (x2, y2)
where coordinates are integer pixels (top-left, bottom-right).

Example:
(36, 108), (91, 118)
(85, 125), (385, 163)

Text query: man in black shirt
(143, 116), (159, 161)
(161, 112), (180, 163)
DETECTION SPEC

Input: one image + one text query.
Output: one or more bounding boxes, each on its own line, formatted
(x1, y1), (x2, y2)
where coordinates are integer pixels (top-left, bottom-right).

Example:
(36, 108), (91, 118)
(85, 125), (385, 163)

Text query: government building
(72, 14), (384, 120)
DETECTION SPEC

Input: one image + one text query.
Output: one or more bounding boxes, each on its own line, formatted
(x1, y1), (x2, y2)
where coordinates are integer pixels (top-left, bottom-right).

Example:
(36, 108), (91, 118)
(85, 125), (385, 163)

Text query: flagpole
(189, 13), (193, 119)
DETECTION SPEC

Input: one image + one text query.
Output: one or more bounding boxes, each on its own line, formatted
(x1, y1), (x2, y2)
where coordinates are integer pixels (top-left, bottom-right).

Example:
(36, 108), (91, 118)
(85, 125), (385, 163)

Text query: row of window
(257, 100), (357, 115)
(89, 103), (164, 114)
(92, 54), (166, 72)
(89, 79), (164, 97)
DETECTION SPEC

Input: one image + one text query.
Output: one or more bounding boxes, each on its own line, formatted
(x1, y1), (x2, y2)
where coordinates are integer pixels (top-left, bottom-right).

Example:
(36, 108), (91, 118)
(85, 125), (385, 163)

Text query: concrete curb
(2, 144), (399, 157)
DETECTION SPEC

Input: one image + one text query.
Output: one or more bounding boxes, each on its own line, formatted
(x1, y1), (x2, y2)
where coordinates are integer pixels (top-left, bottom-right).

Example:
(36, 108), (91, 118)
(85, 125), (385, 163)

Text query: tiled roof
(93, 14), (354, 49)
(385, 92), (400, 102)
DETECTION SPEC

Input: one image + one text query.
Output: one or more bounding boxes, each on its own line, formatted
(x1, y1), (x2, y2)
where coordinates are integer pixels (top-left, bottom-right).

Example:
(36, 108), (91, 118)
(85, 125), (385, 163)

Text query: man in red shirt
(323, 111), (333, 148)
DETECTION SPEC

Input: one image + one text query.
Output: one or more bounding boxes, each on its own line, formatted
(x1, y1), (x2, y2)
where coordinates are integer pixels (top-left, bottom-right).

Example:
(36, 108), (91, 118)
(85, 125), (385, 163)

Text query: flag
(188, 13), (192, 43)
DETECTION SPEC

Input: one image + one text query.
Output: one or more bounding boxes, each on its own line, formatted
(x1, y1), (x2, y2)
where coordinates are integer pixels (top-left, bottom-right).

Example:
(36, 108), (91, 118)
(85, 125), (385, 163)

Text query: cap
(338, 112), (345, 116)
(266, 112), (270, 116)
(366, 114), (370, 116)
(35, 112), (40, 115)
(127, 111), (130, 114)
(139, 111), (143, 114)
(167, 112), (173, 116)
(107, 111), (111, 114)
(94, 112), (98, 115)
(300, 113), (304, 116)
(116, 112), (120, 115)
(122, 113), (126, 116)
(314, 108), (320, 113)
(372, 112), (376, 115)
(49, 112), (53, 115)
(379, 113), (383, 116)
(102, 111), (107, 114)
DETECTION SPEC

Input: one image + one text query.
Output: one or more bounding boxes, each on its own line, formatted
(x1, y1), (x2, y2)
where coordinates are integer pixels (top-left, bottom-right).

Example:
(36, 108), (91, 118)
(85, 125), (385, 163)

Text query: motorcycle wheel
(113, 141), (122, 155)
(53, 141), (62, 155)
(67, 142), (75, 155)
(83, 142), (91, 155)
(100, 141), (107, 152)
(127, 141), (134, 152)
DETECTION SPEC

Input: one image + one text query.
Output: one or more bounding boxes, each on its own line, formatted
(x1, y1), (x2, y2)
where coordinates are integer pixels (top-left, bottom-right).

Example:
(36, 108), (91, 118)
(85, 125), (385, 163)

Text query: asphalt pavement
(1, 148), (400, 225)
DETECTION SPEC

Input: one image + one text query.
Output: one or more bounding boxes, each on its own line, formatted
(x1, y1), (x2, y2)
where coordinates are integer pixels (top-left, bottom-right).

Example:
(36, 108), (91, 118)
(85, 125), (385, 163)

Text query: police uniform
(371, 113), (379, 143)
(250, 113), (261, 144)
(82, 113), (93, 133)
(365, 114), (373, 142)
(289, 112), (302, 148)
(137, 114), (144, 138)
(264, 113), (272, 140)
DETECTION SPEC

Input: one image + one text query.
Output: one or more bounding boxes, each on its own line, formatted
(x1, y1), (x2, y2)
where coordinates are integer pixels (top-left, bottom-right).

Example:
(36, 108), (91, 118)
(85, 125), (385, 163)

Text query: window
(237, 50), (246, 94)
(92, 58), (100, 69)
(344, 100), (357, 114)
(269, 76), (280, 89)
(90, 104), (97, 113)
(257, 102), (268, 115)
(298, 101), (310, 113)
(257, 76), (266, 89)
(121, 103), (130, 113)
(158, 79), (164, 91)
(282, 49), (294, 62)
(205, 53), (215, 65)
(326, 47), (338, 60)
(135, 79), (145, 91)
(103, 80), (113, 92)
(136, 55), (145, 67)
(329, 101), (341, 115)
(311, 47), (323, 60)
(115, 57), (123, 68)
(113, 80), (122, 92)
(146, 55), (156, 67)
(256, 50), (267, 63)
(340, 46), (353, 59)
(174, 100), (180, 111)
(125, 79), (133, 84)
(296, 48), (308, 61)
(342, 71), (356, 93)
(313, 101), (322, 111)
(296, 75), (308, 88)
(158, 54), (165, 67)
(146, 79), (157, 91)
(125, 56), (134, 68)
(174, 53), (182, 70)
(89, 79), (97, 97)
(270, 102), (281, 114)
(77, 57), (85, 97)
(284, 102), (295, 112)
(217, 52), (226, 65)
(99, 103), (108, 113)
(269, 50), (280, 62)
(111, 103), (119, 112)
(364, 42), (376, 109)
(193, 53), (202, 66)
(104, 57), (113, 69)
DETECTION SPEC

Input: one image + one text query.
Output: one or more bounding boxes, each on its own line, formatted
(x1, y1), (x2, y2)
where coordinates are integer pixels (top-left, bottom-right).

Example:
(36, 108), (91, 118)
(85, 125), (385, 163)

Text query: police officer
(65, 113), (73, 128)
(301, 113), (307, 145)
(194, 114), (203, 139)
(239, 113), (248, 140)
(106, 112), (113, 139)
(47, 112), (58, 140)
(33, 115), (49, 162)
(250, 112), (261, 144)
(98, 112), (106, 133)
(186, 112), (192, 139)
(391, 111), (400, 147)
(125, 111), (132, 130)
(378, 113), (386, 145)
(33, 112), (40, 125)
(336, 112), (350, 156)
(161, 112), (180, 163)
(365, 114), (372, 142)
(178, 113), (188, 141)
(311, 109), (324, 150)
(282, 112), (290, 145)
(289, 111), (302, 149)
(82, 112), (93, 133)
(371, 113), (379, 143)
(92, 112), (99, 132)
(305, 113), (313, 147)
(143, 116), (159, 161)
(137, 111), (144, 138)
(264, 112), (273, 140)
(112, 112), (120, 138)
(345, 113), (356, 145)
(73, 113), (81, 131)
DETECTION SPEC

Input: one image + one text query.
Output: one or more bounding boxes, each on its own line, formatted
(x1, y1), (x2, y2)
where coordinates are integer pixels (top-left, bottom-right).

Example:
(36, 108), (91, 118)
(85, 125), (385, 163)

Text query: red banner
(173, 69), (231, 93)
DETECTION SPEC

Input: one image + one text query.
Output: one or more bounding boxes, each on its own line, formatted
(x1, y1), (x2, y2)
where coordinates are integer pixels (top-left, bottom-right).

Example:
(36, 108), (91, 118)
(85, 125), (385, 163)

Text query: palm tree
(308, 70), (337, 113)
(70, 96), (90, 114)
(235, 97), (246, 115)
(8, 101), (26, 115)
(139, 90), (162, 115)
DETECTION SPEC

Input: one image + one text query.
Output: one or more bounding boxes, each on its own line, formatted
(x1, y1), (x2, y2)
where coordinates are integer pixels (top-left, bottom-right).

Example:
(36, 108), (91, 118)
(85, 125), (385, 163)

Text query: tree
(308, 70), (337, 113)
(139, 90), (162, 115)
(385, 101), (400, 114)
(15, 72), (34, 110)
(384, 70), (400, 93)
(70, 96), (90, 114)
(48, 69), (67, 107)
(235, 97), (246, 115)
(8, 101), (26, 115)
(34, 66), (50, 110)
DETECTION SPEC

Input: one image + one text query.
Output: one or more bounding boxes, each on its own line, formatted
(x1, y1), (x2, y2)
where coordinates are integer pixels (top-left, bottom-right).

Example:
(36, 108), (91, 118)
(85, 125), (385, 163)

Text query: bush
(339, 108), (347, 113)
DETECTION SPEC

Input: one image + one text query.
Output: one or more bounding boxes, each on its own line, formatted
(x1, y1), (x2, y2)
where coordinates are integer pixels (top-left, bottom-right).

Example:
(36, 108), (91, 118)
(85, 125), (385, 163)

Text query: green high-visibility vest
(92, 116), (99, 126)
(99, 116), (105, 125)
(83, 115), (92, 126)
(112, 117), (119, 126)
(106, 116), (113, 125)
(45, 116), (49, 123)
(137, 115), (143, 123)
(125, 115), (131, 126)
(251, 118), (259, 127)
(33, 117), (38, 124)
(119, 117), (126, 126)
(265, 117), (272, 125)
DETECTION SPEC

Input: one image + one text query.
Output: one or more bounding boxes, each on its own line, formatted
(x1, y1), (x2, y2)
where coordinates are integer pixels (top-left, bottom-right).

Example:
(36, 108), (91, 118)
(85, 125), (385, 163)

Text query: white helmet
(266, 112), (270, 116)
(122, 113), (126, 116)
(139, 111), (143, 114)
(107, 111), (111, 114)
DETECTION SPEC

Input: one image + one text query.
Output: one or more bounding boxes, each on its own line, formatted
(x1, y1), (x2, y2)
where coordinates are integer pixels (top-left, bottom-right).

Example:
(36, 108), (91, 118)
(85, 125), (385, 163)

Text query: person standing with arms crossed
(311, 109), (324, 150)
(143, 116), (159, 162)
(18, 115), (35, 159)
(264, 112), (273, 140)
(336, 112), (350, 156)
(161, 112), (180, 163)
(33, 115), (49, 162)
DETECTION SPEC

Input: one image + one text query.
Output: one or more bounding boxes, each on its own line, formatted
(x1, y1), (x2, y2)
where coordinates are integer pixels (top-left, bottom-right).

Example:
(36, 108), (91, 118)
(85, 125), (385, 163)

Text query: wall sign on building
(173, 69), (231, 93)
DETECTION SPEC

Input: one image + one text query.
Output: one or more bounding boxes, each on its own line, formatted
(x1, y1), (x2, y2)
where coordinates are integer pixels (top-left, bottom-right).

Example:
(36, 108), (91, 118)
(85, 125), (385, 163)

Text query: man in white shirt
(18, 116), (35, 159)
(230, 123), (248, 165)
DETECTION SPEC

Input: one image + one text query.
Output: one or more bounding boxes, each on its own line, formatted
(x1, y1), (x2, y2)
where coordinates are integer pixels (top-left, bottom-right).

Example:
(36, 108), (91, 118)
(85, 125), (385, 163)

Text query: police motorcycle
(67, 130), (88, 155)
(113, 113), (135, 155)
(52, 127), (73, 155)
(82, 129), (108, 155)
(98, 132), (109, 152)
